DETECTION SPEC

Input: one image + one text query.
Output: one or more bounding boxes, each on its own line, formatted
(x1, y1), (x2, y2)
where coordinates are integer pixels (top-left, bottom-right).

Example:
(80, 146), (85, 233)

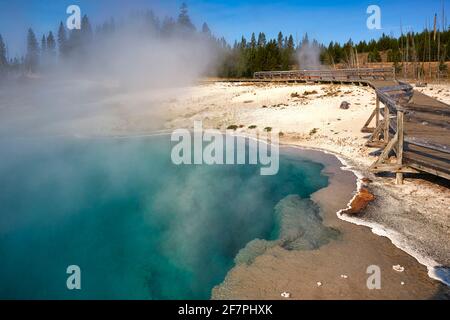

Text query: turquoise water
(0, 135), (333, 299)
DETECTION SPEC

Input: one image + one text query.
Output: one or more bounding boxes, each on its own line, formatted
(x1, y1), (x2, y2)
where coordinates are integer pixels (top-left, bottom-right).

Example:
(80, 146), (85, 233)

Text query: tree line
(217, 32), (298, 78)
(0, 3), (227, 77)
(322, 29), (449, 70)
(0, 3), (449, 79)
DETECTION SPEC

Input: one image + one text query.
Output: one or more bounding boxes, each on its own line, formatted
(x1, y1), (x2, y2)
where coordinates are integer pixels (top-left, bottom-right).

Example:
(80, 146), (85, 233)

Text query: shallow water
(0, 135), (333, 299)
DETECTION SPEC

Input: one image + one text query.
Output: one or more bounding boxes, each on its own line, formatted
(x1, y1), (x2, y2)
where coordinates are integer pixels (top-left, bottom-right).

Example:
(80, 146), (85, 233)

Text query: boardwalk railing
(254, 68), (395, 82)
(363, 83), (450, 183)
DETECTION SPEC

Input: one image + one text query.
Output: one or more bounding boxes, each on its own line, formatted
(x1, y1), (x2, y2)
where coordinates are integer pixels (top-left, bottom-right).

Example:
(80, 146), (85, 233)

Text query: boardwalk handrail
(373, 82), (450, 155)
(254, 68), (395, 82)
(367, 80), (450, 182)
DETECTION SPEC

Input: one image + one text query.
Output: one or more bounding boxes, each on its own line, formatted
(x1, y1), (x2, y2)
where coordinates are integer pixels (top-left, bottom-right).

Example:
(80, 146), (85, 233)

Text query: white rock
(401, 282), (405, 286)
(317, 282), (322, 287)
(340, 274), (348, 279)
(281, 292), (291, 298)
(393, 265), (405, 272)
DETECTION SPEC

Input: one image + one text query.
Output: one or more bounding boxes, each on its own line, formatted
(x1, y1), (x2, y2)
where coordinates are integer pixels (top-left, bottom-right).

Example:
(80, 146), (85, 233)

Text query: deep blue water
(0, 135), (330, 299)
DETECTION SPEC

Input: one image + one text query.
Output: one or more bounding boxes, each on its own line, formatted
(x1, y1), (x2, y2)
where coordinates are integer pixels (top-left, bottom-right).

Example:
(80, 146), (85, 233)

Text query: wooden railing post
(396, 111), (404, 185)
(384, 104), (390, 142)
(375, 96), (380, 126)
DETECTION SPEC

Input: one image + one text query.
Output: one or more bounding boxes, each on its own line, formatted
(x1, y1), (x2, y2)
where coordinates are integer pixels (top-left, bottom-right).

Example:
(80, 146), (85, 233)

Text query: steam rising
(0, 5), (340, 299)
(297, 35), (325, 70)
(0, 8), (217, 137)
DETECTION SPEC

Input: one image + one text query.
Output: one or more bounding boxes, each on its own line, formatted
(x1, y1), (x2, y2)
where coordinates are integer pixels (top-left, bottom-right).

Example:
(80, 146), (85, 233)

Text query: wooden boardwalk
(254, 69), (450, 183)
(366, 81), (450, 182)
(254, 68), (395, 83)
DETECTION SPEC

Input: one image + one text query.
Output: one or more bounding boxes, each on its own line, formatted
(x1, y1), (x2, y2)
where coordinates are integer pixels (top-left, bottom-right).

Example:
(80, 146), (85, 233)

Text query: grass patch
(309, 128), (319, 136)
(303, 90), (318, 96)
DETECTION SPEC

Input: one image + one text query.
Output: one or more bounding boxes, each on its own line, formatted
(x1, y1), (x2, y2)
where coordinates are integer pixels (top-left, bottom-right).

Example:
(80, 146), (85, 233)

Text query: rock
(340, 274), (348, 279)
(281, 292), (291, 298)
(340, 188), (375, 216)
(317, 282), (323, 287)
(361, 177), (373, 184)
(340, 101), (351, 109)
(393, 265), (405, 272)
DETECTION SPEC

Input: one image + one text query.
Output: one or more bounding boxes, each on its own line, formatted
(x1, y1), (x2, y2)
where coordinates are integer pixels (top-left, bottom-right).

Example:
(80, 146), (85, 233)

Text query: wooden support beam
(384, 103), (390, 143)
(369, 133), (399, 172)
(370, 164), (419, 174)
(366, 141), (387, 148)
(378, 134), (398, 163)
(376, 97), (380, 127)
(362, 127), (376, 133)
(396, 111), (404, 185)
(361, 107), (378, 132)
(365, 120), (385, 147)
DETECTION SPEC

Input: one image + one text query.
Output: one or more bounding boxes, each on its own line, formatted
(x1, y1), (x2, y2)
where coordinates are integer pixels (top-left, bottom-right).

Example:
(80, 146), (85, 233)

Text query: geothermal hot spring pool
(0, 135), (340, 299)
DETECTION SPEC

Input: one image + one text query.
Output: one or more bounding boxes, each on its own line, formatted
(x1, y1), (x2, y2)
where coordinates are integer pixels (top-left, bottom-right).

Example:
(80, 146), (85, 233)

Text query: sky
(0, 0), (448, 57)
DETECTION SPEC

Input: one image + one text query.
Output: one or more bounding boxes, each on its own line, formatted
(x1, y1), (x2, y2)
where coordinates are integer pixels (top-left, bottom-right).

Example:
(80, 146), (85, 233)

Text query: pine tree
(67, 28), (82, 57)
(277, 31), (284, 49)
(287, 35), (294, 50)
(257, 33), (266, 47)
(26, 28), (39, 72)
(240, 36), (247, 49)
(266, 40), (281, 70)
(281, 35), (295, 69)
(368, 48), (382, 62)
(57, 22), (67, 58)
(46, 31), (56, 64)
(0, 34), (7, 69)
(81, 15), (93, 44)
(301, 33), (309, 47)
(41, 35), (47, 54)
(250, 33), (256, 49)
(201, 22), (211, 36)
(161, 17), (176, 36)
(47, 32), (56, 55)
(40, 34), (48, 69)
(144, 10), (160, 32)
(177, 3), (195, 33)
